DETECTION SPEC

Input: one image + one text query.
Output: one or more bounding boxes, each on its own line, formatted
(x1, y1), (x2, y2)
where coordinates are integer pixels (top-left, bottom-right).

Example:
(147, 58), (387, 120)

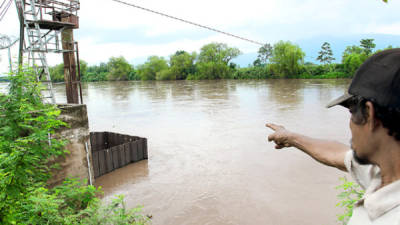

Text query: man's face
(349, 111), (373, 165)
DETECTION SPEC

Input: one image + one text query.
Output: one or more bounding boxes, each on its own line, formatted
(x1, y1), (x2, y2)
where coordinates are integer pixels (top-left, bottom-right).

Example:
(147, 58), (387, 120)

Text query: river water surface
(3, 79), (353, 225)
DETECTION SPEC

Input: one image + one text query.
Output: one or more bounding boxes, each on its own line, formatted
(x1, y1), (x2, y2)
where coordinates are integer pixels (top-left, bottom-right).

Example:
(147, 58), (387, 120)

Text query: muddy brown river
(2, 79), (353, 224)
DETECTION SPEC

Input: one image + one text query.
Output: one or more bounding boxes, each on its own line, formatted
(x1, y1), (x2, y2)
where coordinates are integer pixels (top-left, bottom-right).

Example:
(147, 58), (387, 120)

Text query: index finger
(265, 123), (279, 131)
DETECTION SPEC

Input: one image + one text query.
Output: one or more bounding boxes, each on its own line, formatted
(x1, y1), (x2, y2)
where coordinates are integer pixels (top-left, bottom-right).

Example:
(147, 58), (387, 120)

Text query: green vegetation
(168, 51), (196, 80)
(0, 67), (150, 224)
(192, 43), (240, 80)
(137, 56), (168, 80)
(232, 66), (270, 79)
(360, 39), (376, 56)
(336, 177), (365, 225)
(269, 41), (305, 78)
(49, 39), (397, 82)
(254, 43), (273, 66)
(85, 62), (108, 82)
(107, 56), (135, 81)
(317, 42), (335, 65)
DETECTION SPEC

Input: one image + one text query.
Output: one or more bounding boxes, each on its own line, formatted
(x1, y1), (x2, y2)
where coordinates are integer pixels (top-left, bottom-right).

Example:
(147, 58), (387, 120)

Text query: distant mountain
(232, 34), (400, 67)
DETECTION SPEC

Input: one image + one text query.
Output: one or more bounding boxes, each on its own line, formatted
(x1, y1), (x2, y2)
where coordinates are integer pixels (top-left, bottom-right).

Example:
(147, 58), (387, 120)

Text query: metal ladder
(16, 0), (56, 104)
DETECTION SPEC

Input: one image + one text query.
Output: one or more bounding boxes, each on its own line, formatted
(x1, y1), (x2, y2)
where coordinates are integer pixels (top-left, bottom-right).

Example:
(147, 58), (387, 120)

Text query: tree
(169, 51), (196, 80)
(269, 41), (305, 78)
(343, 53), (363, 76)
(107, 56), (133, 81)
(341, 40), (374, 75)
(87, 62), (109, 74)
(49, 63), (64, 82)
(317, 42), (335, 64)
(340, 40), (374, 76)
(195, 61), (232, 79)
(256, 43), (273, 65)
(360, 39), (376, 56)
(197, 42), (241, 64)
(156, 69), (175, 80)
(253, 58), (262, 67)
(83, 62), (109, 82)
(195, 43), (241, 79)
(137, 56), (168, 80)
(79, 60), (88, 77)
(342, 45), (364, 63)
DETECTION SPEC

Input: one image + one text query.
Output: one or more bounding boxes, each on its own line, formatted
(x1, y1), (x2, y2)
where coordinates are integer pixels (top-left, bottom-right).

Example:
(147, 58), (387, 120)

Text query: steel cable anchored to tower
(0, 0), (12, 22)
(111, 0), (265, 46)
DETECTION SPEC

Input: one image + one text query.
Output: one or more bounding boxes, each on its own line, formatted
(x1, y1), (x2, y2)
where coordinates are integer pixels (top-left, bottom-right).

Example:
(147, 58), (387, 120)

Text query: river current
(2, 79), (352, 225)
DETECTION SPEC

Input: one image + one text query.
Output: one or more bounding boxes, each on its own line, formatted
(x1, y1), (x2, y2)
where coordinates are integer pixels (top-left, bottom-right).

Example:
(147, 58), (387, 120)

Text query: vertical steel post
(75, 41), (83, 104)
(7, 47), (12, 73)
(61, 27), (79, 104)
(15, 0), (24, 68)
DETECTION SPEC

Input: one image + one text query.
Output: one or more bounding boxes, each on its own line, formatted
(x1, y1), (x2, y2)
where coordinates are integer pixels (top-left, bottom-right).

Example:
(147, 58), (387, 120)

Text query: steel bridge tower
(14, 0), (81, 104)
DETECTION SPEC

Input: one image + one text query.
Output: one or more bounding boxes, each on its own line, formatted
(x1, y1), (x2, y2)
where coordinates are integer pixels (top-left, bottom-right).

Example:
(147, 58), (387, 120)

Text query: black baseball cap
(327, 48), (400, 108)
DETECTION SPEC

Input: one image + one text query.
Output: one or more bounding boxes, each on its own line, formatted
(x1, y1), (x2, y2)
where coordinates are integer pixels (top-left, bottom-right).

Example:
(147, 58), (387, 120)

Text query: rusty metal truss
(14, 0), (80, 103)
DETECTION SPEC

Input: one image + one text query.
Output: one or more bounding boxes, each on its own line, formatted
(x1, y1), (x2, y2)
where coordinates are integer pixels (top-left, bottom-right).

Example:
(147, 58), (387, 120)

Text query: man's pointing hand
(266, 123), (293, 149)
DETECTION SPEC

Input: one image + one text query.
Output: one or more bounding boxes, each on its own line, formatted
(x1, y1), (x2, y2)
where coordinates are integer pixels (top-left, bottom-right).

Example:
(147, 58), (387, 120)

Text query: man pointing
(267, 48), (400, 224)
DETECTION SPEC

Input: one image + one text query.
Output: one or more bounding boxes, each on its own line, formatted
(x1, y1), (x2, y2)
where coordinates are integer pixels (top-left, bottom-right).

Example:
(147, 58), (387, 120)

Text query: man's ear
(365, 101), (380, 130)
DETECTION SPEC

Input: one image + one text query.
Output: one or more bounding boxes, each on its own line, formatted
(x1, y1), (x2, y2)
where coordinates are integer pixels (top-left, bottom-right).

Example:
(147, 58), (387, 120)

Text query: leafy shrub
(107, 56), (133, 81)
(0, 67), (67, 221)
(137, 56), (168, 80)
(0, 67), (150, 224)
(342, 53), (367, 76)
(186, 74), (197, 80)
(156, 69), (176, 80)
(301, 63), (328, 76)
(269, 41), (305, 78)
(336, 177), (364, 225)
(82, 72), (108, 82)
(71, 194), (150, 225)
(232, 66), (271, 79)
(195, 61), (233, 79)
(298, 71), (349, 79)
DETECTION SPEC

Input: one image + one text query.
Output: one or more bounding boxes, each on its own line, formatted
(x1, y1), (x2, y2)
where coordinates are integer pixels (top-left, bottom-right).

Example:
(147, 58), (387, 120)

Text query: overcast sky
(1, 0), (400, 72)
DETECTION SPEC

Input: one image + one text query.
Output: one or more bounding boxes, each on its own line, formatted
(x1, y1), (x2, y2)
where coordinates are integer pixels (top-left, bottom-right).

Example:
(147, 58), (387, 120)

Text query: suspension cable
(110, 0), (265, 46)
(0, 0), (12, 22)
(0, 0), (7, 9)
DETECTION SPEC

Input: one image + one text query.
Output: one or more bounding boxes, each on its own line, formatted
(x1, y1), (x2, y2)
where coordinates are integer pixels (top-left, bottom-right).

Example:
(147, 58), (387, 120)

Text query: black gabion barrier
(90, 132), (148, 178)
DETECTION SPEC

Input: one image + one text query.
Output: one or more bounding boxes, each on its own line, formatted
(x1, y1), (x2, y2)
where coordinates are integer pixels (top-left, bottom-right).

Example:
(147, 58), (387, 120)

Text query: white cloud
(1, 0), (400, 70)
(368, 22), (400, 36)
(78, 33), (260, 65)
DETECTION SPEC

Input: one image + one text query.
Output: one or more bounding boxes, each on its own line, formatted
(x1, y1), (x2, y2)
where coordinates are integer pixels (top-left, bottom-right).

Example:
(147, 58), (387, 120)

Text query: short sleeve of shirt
(344, 150), (376, 190)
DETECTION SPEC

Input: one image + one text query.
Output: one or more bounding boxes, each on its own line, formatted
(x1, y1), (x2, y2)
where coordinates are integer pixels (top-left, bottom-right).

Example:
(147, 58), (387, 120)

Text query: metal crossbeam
(14, 0), (81, 104)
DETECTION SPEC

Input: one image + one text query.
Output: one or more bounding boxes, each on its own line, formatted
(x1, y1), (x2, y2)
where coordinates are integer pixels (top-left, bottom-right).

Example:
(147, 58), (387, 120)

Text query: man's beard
(353, 150), (370, 165)
(350, 139), (370, 165)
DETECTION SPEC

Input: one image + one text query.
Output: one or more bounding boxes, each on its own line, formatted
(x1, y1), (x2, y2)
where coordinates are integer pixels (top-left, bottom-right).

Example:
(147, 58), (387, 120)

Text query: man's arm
(266, 123), (349, 171)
